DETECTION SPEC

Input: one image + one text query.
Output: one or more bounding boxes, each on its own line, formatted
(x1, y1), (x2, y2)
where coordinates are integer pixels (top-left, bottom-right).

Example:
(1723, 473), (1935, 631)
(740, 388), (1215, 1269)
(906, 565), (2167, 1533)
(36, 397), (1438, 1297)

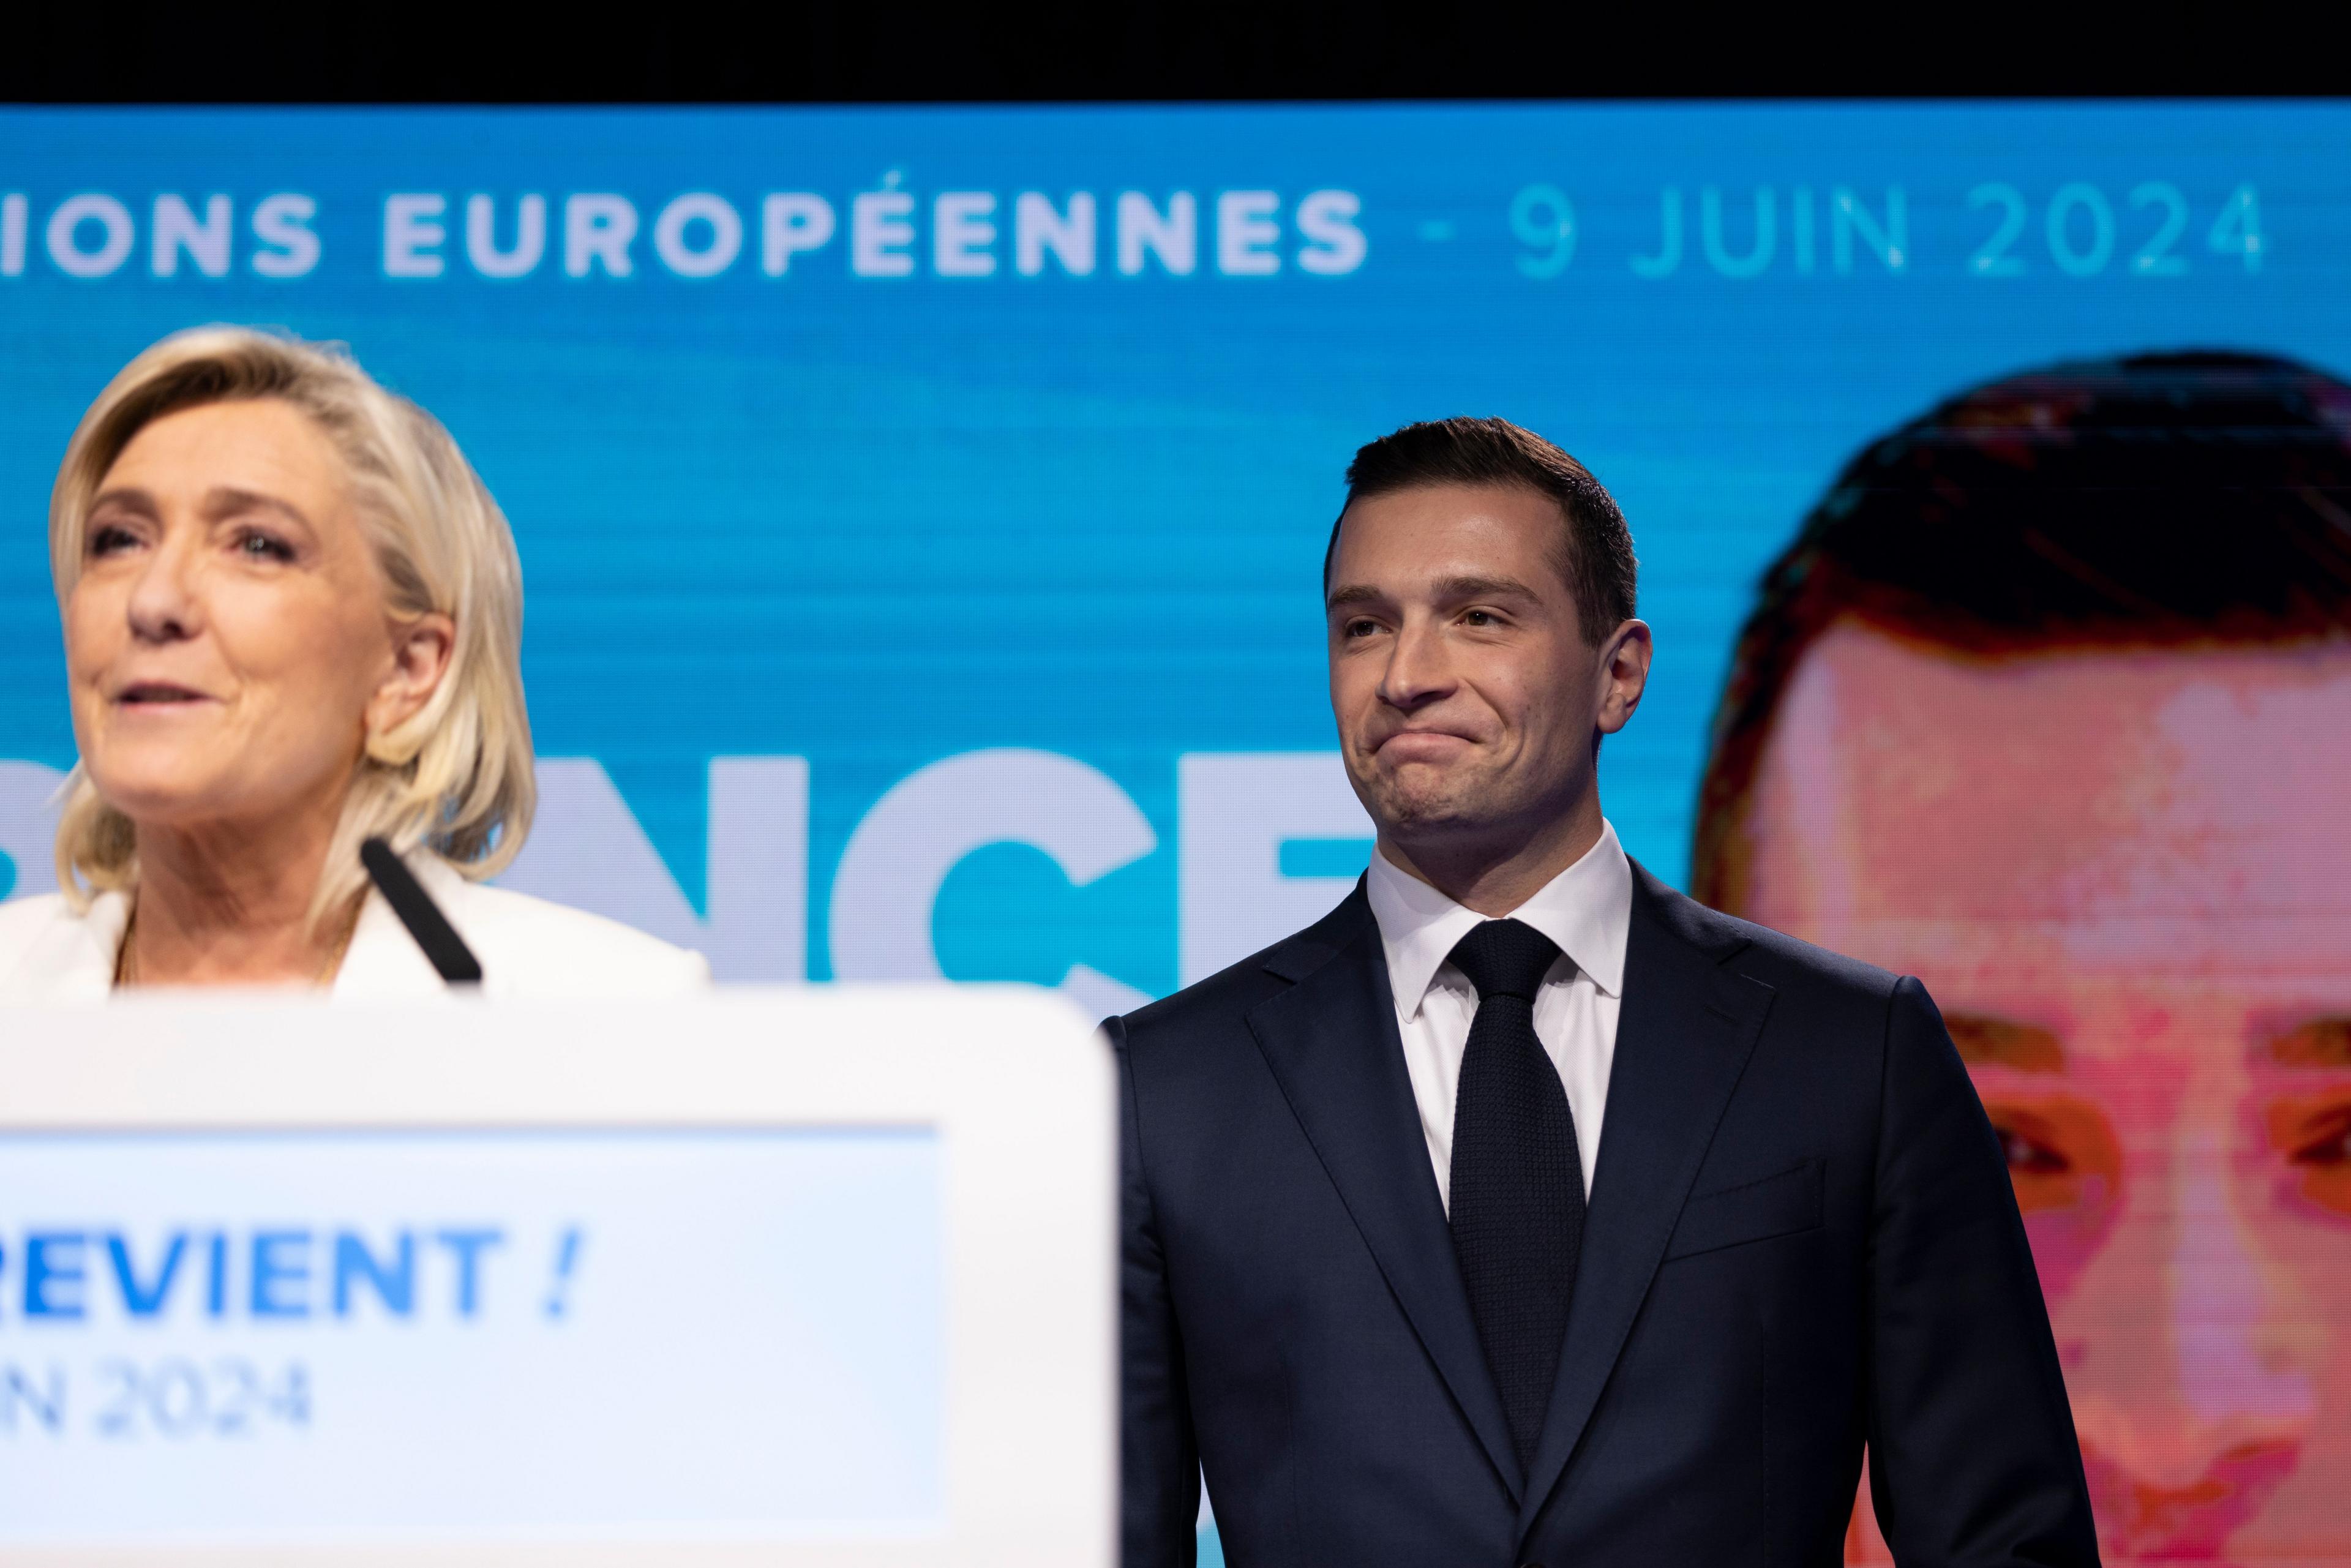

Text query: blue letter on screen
(250, 1230), (312, 1318)
(435, 1229), (504, 1318)
(23, 1233), (85, 1319)
(105, 1232), (188, 1318)
(334, 1230), (416, 1317)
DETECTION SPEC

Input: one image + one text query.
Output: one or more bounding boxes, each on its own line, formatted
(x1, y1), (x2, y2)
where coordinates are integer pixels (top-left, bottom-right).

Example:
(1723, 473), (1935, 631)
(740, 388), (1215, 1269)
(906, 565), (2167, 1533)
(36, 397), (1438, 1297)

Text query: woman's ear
(366, 612), (456, 747)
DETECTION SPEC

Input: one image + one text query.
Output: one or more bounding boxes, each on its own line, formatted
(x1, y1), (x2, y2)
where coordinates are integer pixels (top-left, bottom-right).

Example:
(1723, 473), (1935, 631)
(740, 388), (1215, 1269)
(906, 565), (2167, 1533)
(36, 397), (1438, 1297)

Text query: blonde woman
(0, 328), (708, 996)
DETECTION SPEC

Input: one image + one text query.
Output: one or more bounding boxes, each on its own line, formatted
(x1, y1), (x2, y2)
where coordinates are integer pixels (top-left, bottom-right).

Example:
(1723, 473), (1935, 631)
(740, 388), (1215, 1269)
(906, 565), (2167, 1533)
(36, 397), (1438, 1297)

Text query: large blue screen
(6, 105), (2351, 1564)
(0, 105), (2327, 1001)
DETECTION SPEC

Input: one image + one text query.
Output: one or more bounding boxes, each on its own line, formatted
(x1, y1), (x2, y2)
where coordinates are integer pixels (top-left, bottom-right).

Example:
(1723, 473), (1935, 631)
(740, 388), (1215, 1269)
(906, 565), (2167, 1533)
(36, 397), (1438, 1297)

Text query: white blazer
(0, 852), (709, 1000)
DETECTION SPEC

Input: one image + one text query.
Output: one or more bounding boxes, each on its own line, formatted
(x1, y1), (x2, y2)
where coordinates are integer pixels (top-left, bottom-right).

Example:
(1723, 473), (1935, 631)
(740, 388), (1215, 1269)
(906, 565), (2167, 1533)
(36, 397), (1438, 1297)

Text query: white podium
(0, 987), (1114, 1567)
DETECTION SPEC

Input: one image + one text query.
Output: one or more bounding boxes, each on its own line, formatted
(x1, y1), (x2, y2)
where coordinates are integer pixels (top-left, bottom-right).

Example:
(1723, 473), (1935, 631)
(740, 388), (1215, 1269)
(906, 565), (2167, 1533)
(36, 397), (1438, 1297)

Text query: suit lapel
(1247, 887), (1526, 1501)
(1517, 866), (1777, 1534)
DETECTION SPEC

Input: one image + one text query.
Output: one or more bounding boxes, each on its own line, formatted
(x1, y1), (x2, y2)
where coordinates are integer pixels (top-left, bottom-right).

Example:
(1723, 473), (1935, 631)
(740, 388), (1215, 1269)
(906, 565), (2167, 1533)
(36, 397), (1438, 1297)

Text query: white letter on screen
(497, 756), (809, 981)
(564, 194), (638, 278)
(1216, 190), (1281, 276)
(829, 748), (1154, 1018)
(703, 756), (809, 981)
(150, 193), (230, 278)
(1016, 191), (1097, 276)
(466, 194), (546, 278)
(46, 194), (135, 279)
(1179, 752), (1373, 985)
(762, 193), (836, 275)
(851, 190), (917, 277)
(932, 192), (997, 277)
(653, 192), (743, 278)
(1630, 187), (1684, 279)
(1295, 189), (1367, 276)
(249, 193), (320, 277)
(381, 193), (446, 278)
(1, 193), (25, 276)
(0, 761), (65, 901)
(1116, 191), (1196, 276)
(1699, 186), (1775, 279)
(1832, 185), (1908, 273)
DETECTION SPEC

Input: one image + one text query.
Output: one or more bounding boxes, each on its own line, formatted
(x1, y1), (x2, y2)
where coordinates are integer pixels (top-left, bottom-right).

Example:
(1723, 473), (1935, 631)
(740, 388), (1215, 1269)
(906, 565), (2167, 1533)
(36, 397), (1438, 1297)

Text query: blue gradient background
(0, 103), (2342, 1004)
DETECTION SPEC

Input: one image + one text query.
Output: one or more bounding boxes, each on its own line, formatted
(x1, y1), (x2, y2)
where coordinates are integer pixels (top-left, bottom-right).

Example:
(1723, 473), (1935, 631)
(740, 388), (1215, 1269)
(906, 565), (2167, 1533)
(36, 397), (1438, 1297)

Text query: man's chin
(1360, 776), (1481, 835)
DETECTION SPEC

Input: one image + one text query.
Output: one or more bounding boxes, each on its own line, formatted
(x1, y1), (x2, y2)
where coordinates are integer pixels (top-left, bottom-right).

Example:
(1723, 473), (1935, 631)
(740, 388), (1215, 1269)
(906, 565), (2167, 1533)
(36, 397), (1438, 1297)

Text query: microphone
(360, 838), (484, 986)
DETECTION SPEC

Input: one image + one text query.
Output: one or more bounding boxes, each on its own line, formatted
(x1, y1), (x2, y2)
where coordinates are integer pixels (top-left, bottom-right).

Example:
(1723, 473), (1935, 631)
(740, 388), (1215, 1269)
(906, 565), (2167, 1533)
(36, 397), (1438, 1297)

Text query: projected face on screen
(1695, 351), (2351, 1561)
(1737, 626), (2351, 1560)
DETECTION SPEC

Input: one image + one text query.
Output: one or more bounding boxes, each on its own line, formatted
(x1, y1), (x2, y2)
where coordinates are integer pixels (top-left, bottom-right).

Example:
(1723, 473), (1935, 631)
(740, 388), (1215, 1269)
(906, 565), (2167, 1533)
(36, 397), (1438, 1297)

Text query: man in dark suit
(1107, 417), (2099, 1567)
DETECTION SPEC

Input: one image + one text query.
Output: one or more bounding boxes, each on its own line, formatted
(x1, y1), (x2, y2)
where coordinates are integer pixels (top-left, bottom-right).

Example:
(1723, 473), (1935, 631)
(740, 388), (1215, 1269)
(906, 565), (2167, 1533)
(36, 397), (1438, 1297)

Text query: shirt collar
(1365, 820), (1633, 1022)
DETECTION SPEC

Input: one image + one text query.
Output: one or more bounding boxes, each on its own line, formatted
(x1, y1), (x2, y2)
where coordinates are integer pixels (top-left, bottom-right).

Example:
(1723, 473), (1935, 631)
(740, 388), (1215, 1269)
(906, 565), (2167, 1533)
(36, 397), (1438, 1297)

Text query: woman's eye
(86, 524), (140, 557)
(234, 529), (294, 563)
(1997, 1125), (2071, 1174)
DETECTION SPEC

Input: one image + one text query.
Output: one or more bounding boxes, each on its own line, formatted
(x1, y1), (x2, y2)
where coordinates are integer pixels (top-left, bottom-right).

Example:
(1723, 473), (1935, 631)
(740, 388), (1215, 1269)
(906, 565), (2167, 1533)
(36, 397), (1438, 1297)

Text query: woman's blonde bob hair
(50, 326), (535, 921)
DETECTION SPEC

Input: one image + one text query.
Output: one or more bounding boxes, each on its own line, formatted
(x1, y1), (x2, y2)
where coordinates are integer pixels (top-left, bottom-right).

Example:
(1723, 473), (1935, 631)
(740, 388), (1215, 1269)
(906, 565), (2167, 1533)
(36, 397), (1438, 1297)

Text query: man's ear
(366, 612), (457, 745)
(1595, 618), (1653, 736)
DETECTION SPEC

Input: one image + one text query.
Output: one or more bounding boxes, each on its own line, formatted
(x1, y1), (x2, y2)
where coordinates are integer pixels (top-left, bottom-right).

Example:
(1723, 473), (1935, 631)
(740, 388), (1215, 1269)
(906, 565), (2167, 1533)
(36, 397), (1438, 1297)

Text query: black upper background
(4, 2), (2335, 102)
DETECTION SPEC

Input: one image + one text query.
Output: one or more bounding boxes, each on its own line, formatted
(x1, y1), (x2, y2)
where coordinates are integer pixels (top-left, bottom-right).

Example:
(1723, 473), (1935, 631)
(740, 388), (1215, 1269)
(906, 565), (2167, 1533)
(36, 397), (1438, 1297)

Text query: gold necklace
(113, 895), (365, 990)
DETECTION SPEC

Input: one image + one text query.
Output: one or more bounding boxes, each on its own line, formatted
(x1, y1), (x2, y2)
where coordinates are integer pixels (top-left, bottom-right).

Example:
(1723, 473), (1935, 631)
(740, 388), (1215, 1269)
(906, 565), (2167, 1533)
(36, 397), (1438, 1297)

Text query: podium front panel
(0, 987), (1112, 1567)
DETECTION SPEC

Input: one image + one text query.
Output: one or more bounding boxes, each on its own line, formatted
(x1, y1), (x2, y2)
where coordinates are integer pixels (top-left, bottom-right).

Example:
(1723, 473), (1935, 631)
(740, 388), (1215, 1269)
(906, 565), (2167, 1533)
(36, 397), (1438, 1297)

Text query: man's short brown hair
(1327, 416), (1638, 647)
(1691, 350), (2351, 913)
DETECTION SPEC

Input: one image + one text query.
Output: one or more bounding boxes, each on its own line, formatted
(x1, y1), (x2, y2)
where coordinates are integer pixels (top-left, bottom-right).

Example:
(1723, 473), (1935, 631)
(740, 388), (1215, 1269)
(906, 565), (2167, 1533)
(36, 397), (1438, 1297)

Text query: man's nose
(1377, 619), (1455, 710)
(124, 535), (203, 643)
(2061, 1126), (2315, 1491)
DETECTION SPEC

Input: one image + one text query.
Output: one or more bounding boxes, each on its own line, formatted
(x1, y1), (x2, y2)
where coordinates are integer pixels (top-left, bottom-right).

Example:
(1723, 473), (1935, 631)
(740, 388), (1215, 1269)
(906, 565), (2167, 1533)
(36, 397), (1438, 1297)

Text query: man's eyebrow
(2268, 1017), (2351, 1067)
(1945, 1013), (2065, 1073)
(1327, 574), (1547, 612)
(1429, 573), (1542, 602)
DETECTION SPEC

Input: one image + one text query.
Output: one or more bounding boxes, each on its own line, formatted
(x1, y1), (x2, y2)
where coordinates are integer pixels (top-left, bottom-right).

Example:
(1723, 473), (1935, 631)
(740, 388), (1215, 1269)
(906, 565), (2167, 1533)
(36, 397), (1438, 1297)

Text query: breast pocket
(1663, 1160), (1824, 1262)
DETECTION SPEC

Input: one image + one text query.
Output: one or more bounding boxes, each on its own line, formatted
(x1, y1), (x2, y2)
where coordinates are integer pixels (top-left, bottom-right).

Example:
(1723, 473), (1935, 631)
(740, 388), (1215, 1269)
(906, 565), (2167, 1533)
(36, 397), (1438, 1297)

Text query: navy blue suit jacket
(1108, 866), (2098, 1568)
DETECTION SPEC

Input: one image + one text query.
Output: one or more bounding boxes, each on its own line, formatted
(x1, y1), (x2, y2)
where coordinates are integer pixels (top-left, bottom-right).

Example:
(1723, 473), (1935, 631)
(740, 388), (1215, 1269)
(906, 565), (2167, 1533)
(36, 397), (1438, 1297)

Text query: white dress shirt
(1365, 820), (1633, 1211)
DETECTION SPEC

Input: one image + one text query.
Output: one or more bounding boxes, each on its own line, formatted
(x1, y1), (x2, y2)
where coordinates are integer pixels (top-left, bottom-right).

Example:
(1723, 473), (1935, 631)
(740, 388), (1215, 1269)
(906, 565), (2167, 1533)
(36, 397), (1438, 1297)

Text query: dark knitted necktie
(1445, 917), (1583, 1469)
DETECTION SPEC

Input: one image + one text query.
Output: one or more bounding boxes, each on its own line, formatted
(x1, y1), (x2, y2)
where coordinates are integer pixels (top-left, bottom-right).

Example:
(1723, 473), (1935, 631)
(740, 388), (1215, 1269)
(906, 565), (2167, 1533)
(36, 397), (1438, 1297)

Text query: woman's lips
(114, 682), (214, 705)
